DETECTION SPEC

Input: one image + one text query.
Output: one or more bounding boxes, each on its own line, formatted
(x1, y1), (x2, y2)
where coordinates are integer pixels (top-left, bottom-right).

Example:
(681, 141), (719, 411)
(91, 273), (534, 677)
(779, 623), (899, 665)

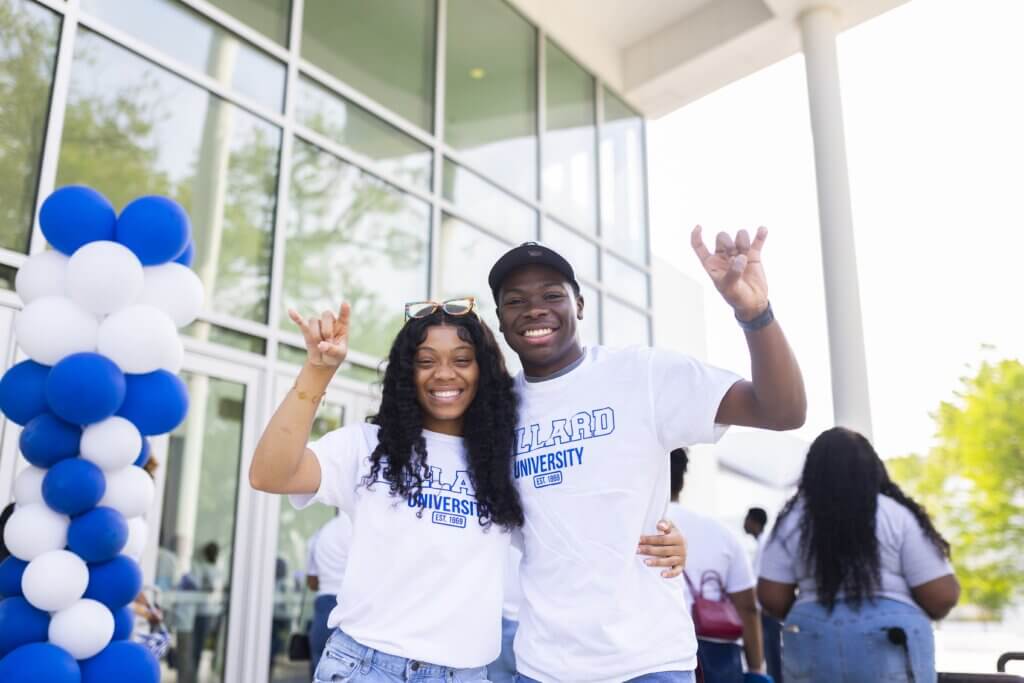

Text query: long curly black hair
(773, 427), (950, 611)
(365, 310), (523, 530)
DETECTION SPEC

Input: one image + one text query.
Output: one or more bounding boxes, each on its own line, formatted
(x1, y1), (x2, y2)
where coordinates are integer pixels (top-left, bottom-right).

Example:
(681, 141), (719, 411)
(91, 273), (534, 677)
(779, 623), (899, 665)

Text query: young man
(487, 226), (805, 682)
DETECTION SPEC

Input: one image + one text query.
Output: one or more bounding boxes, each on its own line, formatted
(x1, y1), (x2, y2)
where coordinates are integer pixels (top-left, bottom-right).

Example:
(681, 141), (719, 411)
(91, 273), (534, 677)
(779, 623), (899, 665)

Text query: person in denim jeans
(758, 428), (960, 683)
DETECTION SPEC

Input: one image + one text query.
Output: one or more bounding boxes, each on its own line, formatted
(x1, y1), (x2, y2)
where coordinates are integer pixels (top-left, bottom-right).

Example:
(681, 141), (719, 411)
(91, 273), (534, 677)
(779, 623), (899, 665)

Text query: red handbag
(683, 570), (744, 641)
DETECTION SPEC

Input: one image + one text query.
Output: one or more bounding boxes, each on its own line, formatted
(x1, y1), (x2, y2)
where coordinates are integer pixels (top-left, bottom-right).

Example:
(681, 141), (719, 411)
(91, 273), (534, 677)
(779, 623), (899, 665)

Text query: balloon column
(0, 186), (203, 683)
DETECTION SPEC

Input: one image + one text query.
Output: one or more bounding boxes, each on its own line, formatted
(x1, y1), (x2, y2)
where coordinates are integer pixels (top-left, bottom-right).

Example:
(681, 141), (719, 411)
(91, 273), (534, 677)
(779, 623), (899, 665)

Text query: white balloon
(138, 262), (204, 327)
(15, 250), (68, 304)
(122, 517), (148, 561)
(66, 240), (144, 315)
(15, 295), (99, 365)
(2, 503), (69, 561)
(80, 416), (143, 471)
(49, 598), (114, 660)
(13, 466), (46, 505)
(22, 549), (89, 612)
(99, 466), (155, 519)
(96, 304), (183, 374)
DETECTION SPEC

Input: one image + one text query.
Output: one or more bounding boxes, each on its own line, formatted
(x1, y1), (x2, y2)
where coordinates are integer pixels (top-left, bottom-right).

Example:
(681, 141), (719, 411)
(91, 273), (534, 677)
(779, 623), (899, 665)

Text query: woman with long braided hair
(757, 427), (959, 683)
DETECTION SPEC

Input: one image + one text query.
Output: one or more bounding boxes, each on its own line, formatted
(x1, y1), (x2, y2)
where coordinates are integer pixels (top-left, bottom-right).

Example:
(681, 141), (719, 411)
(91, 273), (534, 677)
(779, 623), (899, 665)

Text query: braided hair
(366, 310), (524, 530)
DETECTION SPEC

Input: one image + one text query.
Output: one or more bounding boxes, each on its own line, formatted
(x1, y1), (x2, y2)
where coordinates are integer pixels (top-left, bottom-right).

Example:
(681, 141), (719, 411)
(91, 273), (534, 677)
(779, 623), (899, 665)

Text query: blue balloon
(0, 557), (27, 598)
(39, 185), (116, 256)
(67, 507), (128, 563)
(111, 605), (135, 641)
(0, 642), (80, 683)
(19, 412), (81, 468)
(46, 353), (126, 426)
(42, 458), (106, 517)
(174, 241), (195, 267)
(115, 195), (191, 266)
(84, 556), (141, 610)
(0, 359), (50, 426)
(0, 597), (50, 658)
(117, 370), (188, 436)
(133, 438), (151, 468)
(80, 641), (158, 683)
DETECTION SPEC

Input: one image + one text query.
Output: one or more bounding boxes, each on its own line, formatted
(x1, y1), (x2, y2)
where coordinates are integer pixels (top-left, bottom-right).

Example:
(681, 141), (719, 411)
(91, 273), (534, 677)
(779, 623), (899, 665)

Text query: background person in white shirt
(666, 448), (764, 683)
(306, 513), (353, 677)
(487, 226), (806, 683)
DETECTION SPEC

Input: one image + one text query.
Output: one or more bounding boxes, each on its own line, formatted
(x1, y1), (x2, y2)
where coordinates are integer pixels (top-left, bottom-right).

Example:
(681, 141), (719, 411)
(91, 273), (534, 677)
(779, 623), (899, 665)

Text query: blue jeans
(313, 628), (491, 682)
(516, 672), (695, 682)
(783, 598), (936, 683)
(762, 614), (783, 683)
(696, 639), (743, 683)
(487, 617), (518, 683)
(308, 595), (336, 678)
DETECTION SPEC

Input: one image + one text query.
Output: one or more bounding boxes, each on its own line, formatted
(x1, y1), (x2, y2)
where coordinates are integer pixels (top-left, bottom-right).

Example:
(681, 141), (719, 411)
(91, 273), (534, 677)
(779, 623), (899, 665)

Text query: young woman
(757, 427), (960, 683)
(250, 299), (688, 682)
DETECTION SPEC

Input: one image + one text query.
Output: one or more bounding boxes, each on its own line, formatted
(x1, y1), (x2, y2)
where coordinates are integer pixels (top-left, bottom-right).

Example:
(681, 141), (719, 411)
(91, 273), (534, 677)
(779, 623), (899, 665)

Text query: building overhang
(508, 0), (907, 118)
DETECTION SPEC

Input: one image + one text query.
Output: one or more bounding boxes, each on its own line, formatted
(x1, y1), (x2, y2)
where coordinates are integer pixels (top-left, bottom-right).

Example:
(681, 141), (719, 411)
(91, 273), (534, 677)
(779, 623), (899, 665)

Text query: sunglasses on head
(404, 297), (476, 321)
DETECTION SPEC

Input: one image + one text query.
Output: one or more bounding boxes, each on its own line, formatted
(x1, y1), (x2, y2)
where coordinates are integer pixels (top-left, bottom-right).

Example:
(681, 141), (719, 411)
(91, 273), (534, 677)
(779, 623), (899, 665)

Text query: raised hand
(287, 302), (351, 368)
(691, 225), (770, 320)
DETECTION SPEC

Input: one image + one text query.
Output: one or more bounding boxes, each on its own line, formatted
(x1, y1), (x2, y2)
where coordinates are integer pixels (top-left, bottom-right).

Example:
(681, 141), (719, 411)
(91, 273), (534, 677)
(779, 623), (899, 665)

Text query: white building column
(798, 4), (873, 439)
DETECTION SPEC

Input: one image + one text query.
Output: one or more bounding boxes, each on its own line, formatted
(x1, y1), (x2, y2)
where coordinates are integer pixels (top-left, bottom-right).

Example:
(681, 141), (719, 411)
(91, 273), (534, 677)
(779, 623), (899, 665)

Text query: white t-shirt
(666, 503), (755, 610)
(503, 542), (523, 621)
(291, 423), (510, 668)
(309, 514), (352, 597)
(758, 494), (954, 609)
(512, 345), (741, 682)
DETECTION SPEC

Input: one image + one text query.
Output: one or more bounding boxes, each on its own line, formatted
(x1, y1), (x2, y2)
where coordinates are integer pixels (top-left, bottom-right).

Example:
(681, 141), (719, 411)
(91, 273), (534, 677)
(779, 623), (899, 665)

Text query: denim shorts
(313, 628), (491, 683)
(516, 671), (695, 682)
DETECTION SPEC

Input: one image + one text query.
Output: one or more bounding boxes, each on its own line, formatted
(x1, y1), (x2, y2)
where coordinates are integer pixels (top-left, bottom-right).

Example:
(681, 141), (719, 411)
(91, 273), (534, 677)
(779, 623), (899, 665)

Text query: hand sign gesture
(287, 303), (351, 368)
(691, 225), (770, 321)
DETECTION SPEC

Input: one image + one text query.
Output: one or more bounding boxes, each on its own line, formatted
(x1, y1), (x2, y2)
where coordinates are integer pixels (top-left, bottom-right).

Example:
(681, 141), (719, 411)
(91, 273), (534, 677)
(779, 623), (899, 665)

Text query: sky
(648, 0), (1024, 459)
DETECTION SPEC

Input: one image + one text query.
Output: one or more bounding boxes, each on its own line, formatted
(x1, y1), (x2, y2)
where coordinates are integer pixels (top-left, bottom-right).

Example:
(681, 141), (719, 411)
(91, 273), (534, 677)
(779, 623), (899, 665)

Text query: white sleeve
(288, 424), (367, 516)
(725, 529), (757, 594)
(899, 507), (954, 588)
(648, 348), (742, 451)
(757, 515), (800, 585)
(305, 532), (320, 576)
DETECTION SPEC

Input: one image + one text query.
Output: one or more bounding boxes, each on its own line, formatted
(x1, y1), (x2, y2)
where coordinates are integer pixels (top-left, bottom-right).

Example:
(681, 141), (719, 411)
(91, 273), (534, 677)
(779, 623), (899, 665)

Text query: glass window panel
(579, 282), (600, 349)
(445, 0), (536, 198)
(301, 0), (435, 130)
(443, 159), (535, 243)
(600, 89), (647, 263)
(284, 138), (430, 359)
(543, 219), (597, 282)
(277, 344), (381, 385)
(543, 40), (597, 232)
(0, 263), (17, 291)
(182, 321), (267, 355)
(57, 29), (281, 323)
(157, 372), (246, 683)
(438, 214), (519, 373)
(602, 296), (650, 348)
(0, 0), (60, 253)
(268, 398), (345, 682)
(81, 0), (286, 112)
(205, 0), (290, 45)
(602, 252), (649, 307)
(296, 76), (432, 190)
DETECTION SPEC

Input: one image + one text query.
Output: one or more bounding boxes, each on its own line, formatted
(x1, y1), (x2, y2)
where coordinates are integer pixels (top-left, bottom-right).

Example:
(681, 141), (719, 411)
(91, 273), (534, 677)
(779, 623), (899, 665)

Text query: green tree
(888, 357), (1024, 618)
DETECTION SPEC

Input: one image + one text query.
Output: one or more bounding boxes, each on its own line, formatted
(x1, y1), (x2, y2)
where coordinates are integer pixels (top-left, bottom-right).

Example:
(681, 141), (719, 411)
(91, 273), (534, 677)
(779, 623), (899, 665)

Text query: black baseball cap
(488, 242), (580, 303)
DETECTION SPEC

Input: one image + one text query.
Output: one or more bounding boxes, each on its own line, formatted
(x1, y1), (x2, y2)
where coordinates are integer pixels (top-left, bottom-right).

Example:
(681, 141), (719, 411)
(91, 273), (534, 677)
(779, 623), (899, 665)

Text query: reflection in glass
(296, 76), (432, 190)
(81, 0), (286, 112)
(301, 0), (435, 131)
(443, 160), (536, 244)
(181, 321), (267, 355)
(277, 344), (380, 385)
(0, 263), (17, 292)
(445, 0), (536, 198)
(205, 0), (291, 46)
(602, 296), (650, 348)
(543, 40), (597, 232)
(438, 214), (519, 373)
(283, 139), (430, 359)
(0, 0), (60, 253)
(543, 219), (597, 282)
(157, 373), (246, 683)
(600, 89), (647, 263)
(578, 283), (600, 349)
(57, 30), (280, 323)
(269, 400), (345, 683)
(603, 252), (649, 307)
